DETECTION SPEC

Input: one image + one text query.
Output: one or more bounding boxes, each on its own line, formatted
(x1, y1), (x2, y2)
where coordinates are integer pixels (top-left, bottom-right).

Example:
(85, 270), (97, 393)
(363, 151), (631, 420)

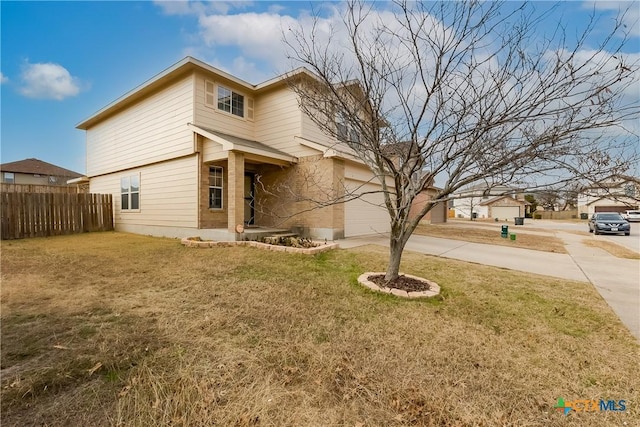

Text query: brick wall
(253, 155), (344, 233)
(199, 160), (228, 228)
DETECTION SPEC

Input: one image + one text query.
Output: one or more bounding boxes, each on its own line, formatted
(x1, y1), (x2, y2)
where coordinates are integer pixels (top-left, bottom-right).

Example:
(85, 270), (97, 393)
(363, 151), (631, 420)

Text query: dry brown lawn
(582, 239), (640, 259)
(415, 224), (567, 253)
(1, 232), (638, 426)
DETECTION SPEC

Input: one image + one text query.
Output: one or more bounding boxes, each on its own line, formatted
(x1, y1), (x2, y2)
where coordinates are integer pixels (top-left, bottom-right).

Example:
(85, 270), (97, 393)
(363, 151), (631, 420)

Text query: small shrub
(257, 236), (320, 248)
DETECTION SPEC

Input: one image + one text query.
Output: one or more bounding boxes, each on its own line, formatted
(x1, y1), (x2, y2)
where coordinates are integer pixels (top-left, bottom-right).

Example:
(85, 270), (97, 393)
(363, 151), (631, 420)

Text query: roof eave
(76, 57), (260, 130)
(188, 124), (297, 164)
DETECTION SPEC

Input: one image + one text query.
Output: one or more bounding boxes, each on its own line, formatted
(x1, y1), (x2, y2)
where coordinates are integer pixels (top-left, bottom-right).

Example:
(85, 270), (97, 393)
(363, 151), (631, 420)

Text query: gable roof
(479, 195), (530, 206)
(0, 158), (82, 178)
(76, 56), (314, 130)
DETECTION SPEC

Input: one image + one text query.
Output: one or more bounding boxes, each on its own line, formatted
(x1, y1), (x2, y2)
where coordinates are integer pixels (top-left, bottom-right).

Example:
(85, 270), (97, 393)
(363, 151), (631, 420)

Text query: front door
(244, 173), (255, 225)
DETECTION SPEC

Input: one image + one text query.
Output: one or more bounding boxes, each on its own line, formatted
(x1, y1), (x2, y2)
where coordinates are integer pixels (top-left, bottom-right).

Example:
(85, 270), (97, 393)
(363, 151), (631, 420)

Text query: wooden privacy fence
(1, 192), (113, 240)
(1, 183), (87, 194)
(532, 210), (578, 220)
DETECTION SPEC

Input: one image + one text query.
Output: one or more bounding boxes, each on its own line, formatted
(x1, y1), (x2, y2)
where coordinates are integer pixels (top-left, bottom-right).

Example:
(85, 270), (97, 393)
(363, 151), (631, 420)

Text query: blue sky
(1, 1), (638, 174)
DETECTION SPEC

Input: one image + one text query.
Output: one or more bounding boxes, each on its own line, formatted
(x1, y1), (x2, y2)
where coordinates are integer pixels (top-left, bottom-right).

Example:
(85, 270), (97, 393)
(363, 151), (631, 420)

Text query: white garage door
(344, 180), (391, 237)
(491, 206), (520, 220)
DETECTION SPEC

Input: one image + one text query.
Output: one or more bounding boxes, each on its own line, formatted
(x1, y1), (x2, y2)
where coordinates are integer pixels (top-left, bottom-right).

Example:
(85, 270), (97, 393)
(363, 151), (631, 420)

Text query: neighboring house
(0, 158), (82, 186)
(453, 184), (529, 219)
(479, 195), (530, 220)
(380, 142), (447, 225)
(75, 56), (392, 241)
(577, 176), (640, 215)
(408, 187), (448, 224)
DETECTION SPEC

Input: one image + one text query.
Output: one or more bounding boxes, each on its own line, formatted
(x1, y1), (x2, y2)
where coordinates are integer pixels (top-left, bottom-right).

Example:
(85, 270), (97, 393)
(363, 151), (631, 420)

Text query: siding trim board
(87, 153), (198, 179)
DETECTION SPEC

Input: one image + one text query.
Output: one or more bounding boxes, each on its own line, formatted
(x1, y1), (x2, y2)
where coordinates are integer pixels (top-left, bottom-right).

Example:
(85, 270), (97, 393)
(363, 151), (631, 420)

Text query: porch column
(227, 150), (245, 235)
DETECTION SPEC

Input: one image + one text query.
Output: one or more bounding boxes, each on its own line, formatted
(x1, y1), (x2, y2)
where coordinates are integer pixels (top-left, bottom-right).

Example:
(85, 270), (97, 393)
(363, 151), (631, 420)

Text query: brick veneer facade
(253, 155), (345, 238)
(198, 154), (346, 239)
(199, 159), (228, 229)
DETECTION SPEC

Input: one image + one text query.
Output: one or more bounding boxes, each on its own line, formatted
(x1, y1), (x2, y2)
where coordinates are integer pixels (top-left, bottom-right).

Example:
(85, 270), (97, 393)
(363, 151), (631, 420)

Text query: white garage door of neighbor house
(344, 180), (391, 237)
(491, 206), (520, 220)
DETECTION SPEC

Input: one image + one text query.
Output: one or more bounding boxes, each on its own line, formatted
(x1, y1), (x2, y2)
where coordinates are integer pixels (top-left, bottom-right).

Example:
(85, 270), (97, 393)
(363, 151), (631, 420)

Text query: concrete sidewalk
(558, 231), (639, 341)
(338, 233), (640, 340)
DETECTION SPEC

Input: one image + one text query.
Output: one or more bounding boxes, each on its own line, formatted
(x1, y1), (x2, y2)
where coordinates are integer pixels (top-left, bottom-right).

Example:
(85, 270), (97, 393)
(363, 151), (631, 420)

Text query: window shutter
(247, 98), (254, 121)
(205, 81), (215, 106)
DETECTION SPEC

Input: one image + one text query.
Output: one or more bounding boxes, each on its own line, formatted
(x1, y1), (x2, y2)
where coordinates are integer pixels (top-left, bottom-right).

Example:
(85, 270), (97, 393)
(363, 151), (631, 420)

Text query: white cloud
(19, 62), (81, 100)
(0, 72), (8, 84)
(154, 0), (254, 16)
(198, 12), (298, 61)
(583, 1), (640, 37)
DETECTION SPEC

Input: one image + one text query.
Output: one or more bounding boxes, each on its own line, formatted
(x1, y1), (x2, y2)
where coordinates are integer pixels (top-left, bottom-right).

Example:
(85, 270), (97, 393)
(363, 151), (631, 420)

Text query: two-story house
(75, 57), (391, 240)
(577, 176), (640, 216)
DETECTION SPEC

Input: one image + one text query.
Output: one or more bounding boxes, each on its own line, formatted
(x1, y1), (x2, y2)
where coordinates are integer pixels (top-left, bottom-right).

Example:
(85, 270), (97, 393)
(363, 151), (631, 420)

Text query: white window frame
(335, 111), (360, 143)
(209, 166), (223, 210)
(120, 174), (140, 212)
(3, 172), (15, 183)
(205, 80), (253, 121)
(217, 85), (244, 118)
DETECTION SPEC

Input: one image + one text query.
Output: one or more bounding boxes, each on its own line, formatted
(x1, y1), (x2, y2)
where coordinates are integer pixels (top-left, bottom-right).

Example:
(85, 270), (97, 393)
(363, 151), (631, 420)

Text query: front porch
(191, 125), (300, 239)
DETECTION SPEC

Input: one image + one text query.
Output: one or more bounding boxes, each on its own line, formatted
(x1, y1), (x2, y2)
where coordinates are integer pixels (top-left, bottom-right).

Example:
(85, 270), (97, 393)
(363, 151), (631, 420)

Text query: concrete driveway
(339, 224), (640, 340)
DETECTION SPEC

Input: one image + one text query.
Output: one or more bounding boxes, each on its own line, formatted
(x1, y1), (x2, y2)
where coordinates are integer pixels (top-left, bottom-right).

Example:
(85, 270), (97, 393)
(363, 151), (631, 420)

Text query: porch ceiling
(188, 123), (297, 164)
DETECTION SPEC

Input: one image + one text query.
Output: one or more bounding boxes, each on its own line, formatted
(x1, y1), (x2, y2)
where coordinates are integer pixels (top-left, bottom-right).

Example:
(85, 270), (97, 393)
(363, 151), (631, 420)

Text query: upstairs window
(205, 81), (253, 120)
(624, 184), (636, 197)
(218, 85), (244, 118)
(209, 166), (223, 209)
(3, 172), (14, 183)
(121, 175), (140, 211)
(335, 112), (360, 143)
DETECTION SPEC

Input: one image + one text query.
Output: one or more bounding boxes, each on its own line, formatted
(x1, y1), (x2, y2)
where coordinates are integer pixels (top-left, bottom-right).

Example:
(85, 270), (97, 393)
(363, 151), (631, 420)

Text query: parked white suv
(623, 210), (640, 222)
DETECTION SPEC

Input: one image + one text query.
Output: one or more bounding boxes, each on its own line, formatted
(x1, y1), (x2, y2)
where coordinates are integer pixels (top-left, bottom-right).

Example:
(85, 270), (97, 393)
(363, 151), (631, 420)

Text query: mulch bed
(367, 274), (431, 292)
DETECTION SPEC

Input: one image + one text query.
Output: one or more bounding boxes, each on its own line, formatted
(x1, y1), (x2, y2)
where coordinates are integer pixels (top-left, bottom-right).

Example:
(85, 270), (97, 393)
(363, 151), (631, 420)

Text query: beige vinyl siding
(194, 72), (255, 140)
(300, 111), (334, 146)
(86, 75), (195, 177)
(89, 156), (199, 228)
(254, 88), (316, 157)
(202, 139), (227, 162)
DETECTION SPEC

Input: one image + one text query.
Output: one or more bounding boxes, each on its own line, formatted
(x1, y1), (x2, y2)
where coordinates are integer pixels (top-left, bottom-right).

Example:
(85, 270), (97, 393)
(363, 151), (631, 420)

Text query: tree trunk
(384, 231), (410, 282)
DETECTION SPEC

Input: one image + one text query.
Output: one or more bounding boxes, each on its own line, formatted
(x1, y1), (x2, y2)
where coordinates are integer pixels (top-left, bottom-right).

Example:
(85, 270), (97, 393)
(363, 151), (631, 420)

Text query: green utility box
(510, 233), (516, 241)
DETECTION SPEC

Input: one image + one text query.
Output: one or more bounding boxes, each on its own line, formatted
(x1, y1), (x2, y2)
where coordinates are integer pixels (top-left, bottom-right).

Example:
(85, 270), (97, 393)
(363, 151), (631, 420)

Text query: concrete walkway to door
(338, 231), (640, 340)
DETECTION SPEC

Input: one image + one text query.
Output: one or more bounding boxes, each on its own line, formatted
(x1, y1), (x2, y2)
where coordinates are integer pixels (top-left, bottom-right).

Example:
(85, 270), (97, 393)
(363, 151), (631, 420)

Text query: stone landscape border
(358, 272), (441, 298)
(181, 237), (339, 255)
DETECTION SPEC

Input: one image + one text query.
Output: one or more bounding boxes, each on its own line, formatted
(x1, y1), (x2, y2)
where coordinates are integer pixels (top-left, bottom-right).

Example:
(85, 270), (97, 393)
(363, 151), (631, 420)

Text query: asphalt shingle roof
(0, 158), (82, 178)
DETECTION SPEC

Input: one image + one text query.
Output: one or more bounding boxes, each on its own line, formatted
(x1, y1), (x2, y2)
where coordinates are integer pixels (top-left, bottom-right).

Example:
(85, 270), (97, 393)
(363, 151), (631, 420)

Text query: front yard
(1, 232), (638, 426)
(415, 223), (568, 253)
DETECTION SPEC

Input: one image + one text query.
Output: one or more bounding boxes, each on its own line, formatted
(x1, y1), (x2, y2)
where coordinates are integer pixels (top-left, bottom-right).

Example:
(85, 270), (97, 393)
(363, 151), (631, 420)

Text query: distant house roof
(479, 195), (530, 206)
(0, 158), (82, 178)
(579, 175), (640, 191)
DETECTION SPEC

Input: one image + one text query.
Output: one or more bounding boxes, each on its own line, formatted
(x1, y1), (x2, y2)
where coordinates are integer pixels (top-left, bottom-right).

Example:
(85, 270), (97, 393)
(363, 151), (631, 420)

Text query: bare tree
(284, 0), (639, 281)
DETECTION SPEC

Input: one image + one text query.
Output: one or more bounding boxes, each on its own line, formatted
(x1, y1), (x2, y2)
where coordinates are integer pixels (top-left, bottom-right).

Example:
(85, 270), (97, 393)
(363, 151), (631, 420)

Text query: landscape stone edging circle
(357, 272), (441, 299)
(180, 237), (339, 255)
